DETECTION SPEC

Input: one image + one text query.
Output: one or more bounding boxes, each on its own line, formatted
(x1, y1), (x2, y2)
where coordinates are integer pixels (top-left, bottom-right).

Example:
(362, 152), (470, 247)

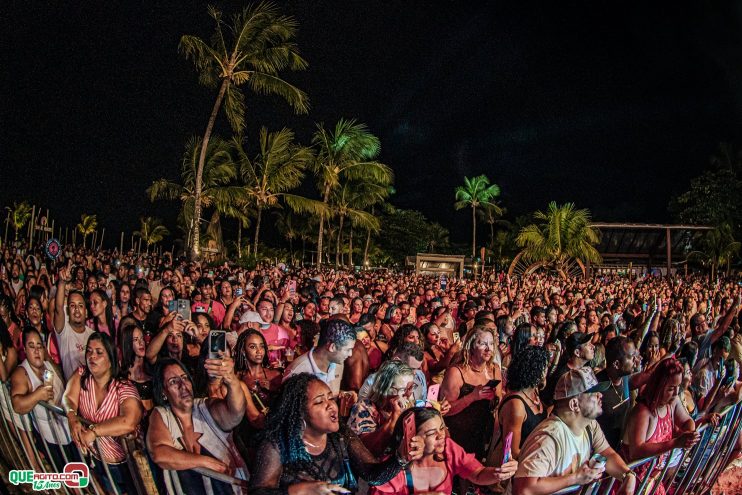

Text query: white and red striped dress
(76, 367), (140, 463)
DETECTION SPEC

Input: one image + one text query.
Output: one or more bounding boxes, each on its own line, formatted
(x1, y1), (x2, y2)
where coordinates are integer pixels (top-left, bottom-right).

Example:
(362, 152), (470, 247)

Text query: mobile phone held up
(208, 330), (226, 361)
(502, 431), (513, 463)
(176, 299), (191, 321)
(402, 412), (416, 461)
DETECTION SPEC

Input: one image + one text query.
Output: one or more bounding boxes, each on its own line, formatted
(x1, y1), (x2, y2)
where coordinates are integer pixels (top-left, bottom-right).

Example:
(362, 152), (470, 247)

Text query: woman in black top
(490, 345), (549, 464)
(119, 322), (154, 412)
(250, 373), (423, 495)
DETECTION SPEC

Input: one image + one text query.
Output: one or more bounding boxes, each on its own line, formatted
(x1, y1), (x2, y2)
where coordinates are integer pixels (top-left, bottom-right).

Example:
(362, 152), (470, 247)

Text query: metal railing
(552, 399), (742, 495)
(0, 379), (248, 494)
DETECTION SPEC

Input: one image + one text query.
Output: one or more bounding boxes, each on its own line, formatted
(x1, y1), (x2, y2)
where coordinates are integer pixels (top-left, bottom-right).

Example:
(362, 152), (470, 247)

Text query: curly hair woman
(249, 373), (424, 495)
(490, 346), (549, 464)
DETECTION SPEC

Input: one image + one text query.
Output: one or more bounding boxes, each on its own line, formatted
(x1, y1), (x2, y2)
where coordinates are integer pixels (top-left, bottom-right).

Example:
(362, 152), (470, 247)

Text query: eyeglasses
(390, 382), (419, 395)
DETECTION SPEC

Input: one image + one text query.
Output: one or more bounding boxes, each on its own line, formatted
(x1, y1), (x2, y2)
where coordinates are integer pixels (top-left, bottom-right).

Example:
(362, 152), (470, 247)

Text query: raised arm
(206, 354), (245, 431)
(53, 261), (73, 333)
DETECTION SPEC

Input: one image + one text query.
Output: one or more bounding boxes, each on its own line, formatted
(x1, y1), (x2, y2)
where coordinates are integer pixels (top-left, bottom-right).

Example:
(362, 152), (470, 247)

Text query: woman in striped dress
(63, 332), (143, 494)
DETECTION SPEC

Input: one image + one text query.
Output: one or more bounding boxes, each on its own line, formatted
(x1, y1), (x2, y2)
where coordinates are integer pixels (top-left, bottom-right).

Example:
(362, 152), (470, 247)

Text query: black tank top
(499, 394), (547, 447)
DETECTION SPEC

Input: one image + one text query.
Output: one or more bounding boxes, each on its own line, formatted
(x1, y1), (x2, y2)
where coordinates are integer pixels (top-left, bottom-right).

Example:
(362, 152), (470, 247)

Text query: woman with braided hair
(250, 373), (424, 495)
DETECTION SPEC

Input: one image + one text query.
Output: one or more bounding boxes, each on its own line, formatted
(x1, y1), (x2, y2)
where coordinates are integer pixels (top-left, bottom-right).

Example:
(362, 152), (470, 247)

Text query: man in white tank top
(53, 262), (95, 380)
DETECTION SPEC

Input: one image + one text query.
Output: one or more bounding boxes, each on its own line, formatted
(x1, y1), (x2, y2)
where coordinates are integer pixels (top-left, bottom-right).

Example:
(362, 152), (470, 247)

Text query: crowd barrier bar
(551, 398), (742, 495)
(0, 380), (248, 494)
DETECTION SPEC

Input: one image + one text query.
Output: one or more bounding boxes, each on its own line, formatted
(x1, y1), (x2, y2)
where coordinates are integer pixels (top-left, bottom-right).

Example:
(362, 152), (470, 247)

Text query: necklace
(523, 388), (541, 407)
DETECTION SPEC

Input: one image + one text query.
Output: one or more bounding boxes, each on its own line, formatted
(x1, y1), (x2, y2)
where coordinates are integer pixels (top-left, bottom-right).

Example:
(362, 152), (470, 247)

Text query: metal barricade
(0, 379), (249, 495)
(551, 399), (742, 495)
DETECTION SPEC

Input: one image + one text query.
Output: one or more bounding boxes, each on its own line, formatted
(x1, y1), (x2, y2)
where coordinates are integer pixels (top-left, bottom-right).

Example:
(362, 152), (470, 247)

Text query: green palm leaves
(232, 127), (315, 253)
(76, 214), (98, 248)
(180, 2), (308, 258)
(309, 119), (393, 266)
(454, 175), (501, 257)
(135, 217), (170, 252)
(516, 202), (602, 273)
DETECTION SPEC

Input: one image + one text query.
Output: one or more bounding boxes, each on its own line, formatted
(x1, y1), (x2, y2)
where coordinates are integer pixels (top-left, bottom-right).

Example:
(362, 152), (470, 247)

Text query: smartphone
(452, 332), (460, 343)
(289, 280), (297, 295)
(235, 287), (243, 297)
(402, 412), (416, 460)
(208, 330), (226, 360)
(486, 379), (501, 389)
(502, 431), (513, 463)
(208, 270), (214, 277)
(427, 384), (440, 402)
(42, 369), (53, 386)
(588, 453), (607, 469)
(168, 300), (177, 313)
(176, 299), (191, 321)
(263, 275), (270, 286)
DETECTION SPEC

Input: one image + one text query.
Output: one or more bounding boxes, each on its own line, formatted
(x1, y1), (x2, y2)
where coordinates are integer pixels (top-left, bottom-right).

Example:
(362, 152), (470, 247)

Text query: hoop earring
(301, 419), (307, 431)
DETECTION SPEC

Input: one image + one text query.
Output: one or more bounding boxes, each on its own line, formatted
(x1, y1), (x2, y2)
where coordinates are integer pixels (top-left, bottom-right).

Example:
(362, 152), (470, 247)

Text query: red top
(370, 438), (483, 494)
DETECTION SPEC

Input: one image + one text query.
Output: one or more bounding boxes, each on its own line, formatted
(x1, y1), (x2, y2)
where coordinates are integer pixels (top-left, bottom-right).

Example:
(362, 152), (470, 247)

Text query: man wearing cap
(512, 368), (636, 495)
(542, 331), (595, 406)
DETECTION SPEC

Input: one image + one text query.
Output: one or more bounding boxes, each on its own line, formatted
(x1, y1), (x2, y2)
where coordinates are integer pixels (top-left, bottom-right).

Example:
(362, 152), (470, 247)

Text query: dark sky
(4, 1), (742, 245)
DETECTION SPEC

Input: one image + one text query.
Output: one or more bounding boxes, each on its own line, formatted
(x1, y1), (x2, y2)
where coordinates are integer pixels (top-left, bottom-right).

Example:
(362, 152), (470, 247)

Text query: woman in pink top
(622, 358), (699, 495)
(371, 407), (517, 495)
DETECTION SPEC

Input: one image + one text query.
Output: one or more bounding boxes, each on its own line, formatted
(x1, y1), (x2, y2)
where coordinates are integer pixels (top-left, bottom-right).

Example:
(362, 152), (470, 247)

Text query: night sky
(4, 1), (742, 245)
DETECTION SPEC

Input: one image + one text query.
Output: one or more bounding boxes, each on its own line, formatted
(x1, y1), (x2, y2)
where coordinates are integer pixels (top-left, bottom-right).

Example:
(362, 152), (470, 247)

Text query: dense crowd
(1, 241), (741, 495)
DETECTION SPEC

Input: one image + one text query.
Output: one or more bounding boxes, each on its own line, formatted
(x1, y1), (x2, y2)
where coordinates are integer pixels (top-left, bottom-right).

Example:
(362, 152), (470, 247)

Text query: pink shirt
(370, 438), (483, 494)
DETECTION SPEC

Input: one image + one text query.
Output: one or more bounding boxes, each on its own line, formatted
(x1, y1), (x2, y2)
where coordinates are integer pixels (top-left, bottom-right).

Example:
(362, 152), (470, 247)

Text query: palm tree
(77, 214), (98, 249)
(231, 127), (315, 254)
(305, 119), (393, 267)
(427, 222), (451, 253)
(134, 217), (170, 253)
(330, 182), (385, 267)
(516, 202), (601, 277)
(148, 136), (246, 252)
(180, 3), (309, 258)
(5, 201), (32, 242)
(454, 175), (501, 257)
(689, 223), (740, 280)
(477, 201), (507, 247)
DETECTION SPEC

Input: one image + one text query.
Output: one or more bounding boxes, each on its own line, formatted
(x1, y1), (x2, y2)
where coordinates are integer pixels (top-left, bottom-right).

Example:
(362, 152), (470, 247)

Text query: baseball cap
(554, 367), (610, 400)
(565, 331), (593, 355)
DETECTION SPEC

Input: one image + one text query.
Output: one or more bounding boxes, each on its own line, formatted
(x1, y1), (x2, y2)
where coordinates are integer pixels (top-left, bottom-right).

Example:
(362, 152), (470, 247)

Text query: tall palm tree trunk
(193, 78), (230, 260)
(289, 236), (294, 265)
(364, 206), (374, 267)
(254, 206), (263, 256)
(316, 184), (331, 267)
(237, 222), (242, 259)
(335, 215), (344, 267)
(471, 206), (477, 257)
(348, 227), (354, 267)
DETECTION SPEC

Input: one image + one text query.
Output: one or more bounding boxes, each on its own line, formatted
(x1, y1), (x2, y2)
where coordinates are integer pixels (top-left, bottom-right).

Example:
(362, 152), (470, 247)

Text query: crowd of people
(1, 240), (742, 495)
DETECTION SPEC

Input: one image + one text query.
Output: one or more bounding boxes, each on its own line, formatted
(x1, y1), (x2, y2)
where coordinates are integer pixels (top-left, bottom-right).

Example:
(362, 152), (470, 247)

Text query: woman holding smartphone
(370, 407), (517, 494)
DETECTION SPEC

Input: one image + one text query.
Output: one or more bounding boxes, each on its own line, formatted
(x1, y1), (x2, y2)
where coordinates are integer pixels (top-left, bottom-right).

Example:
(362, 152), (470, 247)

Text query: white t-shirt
(510, 415), (610, 493)
(58, 320), (95, 380)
